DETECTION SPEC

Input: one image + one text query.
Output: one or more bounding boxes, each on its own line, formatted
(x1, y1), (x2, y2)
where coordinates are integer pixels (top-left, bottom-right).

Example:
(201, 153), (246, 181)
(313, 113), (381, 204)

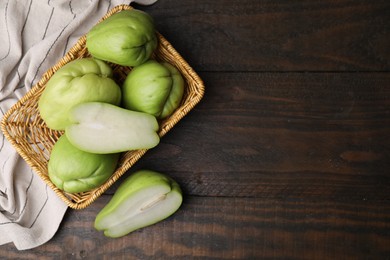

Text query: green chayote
(122, 60), (184, 119)
(94, 170), (183, 237)
(38, 58), (121, 130)
(48, 135), (120, 193)
(65, 102), (160, 154)
(86, 9), (157, 67)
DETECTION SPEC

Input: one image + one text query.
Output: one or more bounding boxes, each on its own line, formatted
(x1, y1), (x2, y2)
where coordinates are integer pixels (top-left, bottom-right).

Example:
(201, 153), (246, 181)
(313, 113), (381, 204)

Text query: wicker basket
(0, 5), (204, 209)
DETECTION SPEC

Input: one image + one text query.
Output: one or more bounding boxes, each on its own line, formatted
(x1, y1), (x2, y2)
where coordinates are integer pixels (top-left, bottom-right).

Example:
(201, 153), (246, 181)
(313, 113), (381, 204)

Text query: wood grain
(137, 0), (390, 72)
(1, 196), (389, 259)
(120, 72), (390, 202)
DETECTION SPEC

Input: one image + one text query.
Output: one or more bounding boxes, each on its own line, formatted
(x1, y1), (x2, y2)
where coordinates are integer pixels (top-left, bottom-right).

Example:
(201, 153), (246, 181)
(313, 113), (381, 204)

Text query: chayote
(65, 102), (160, 154)
(86, 9), (157, 67)
(122, 60), (184, 119)
(48, 135), (120, 193)
(38, 58), (121, 130)
(94, 170), (183, 237)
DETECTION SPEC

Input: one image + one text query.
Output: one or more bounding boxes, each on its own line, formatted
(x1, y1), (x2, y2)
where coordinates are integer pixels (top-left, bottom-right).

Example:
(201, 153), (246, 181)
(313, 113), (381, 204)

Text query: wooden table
(1, 0), (389, 259)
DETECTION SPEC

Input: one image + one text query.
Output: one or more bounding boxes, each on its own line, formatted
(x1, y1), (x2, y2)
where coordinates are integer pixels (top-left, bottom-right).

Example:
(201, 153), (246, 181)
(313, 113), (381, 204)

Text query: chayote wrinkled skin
(86, 9), (157, 67)
(48, 135), (120, 193)
(38, 58), (121, 130)
(122, 60), (184, 119)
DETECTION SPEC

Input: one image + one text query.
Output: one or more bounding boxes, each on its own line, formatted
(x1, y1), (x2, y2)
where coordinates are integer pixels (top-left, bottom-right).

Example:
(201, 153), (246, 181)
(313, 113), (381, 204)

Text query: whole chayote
(86, 9), (157, 67)
(48, 135), (120, 193)
(122, 60), (184, 119)
(38, 58), (121, 130)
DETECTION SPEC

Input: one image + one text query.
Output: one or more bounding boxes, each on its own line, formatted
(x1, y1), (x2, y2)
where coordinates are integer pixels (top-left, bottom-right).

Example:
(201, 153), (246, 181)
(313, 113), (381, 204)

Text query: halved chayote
(65, 102), (160, 154)
(95, 170), (183, 238)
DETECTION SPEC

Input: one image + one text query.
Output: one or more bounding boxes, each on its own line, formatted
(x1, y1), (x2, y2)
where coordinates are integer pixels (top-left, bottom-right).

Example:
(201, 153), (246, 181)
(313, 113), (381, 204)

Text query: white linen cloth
(0, 0), (157, 250)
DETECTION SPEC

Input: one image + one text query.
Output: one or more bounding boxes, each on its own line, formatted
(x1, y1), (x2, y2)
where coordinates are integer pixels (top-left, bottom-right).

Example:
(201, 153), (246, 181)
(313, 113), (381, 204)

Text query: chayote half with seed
(94, 170), (183, 237)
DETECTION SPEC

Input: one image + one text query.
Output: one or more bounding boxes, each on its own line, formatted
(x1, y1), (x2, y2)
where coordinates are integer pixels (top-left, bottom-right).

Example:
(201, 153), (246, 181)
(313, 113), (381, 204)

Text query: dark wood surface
(2, 0), (390, 259)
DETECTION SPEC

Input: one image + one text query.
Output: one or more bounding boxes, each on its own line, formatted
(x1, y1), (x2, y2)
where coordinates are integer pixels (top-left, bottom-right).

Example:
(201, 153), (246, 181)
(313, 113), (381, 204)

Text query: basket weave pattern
(1, 5), (204, 209)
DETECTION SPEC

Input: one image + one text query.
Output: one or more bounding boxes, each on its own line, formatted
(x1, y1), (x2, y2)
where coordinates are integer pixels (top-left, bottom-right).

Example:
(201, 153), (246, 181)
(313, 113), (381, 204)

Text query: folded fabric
(0, 0), (157, 250)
